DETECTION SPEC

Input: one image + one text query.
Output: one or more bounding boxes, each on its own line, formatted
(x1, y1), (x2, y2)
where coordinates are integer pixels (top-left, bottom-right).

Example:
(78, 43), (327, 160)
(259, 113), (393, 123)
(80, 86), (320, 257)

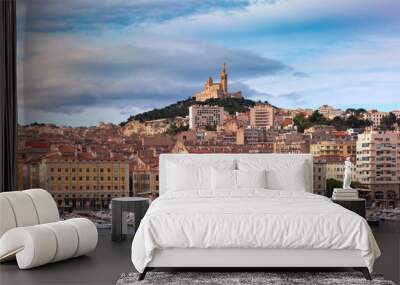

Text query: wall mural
(16, 1), (400, 223)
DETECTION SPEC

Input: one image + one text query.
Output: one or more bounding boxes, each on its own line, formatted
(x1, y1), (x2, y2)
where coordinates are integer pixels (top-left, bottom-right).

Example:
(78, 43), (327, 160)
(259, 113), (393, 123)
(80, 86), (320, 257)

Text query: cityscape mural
(16, 0), (400, 223)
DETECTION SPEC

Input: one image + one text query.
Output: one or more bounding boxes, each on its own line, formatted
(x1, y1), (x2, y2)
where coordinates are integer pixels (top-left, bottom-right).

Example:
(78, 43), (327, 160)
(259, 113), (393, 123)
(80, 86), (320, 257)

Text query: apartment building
(132, 169), (159, 198)
(363, 110), (388, 127)
(236, 127), (271, 145)
(39, 153), (129, 209)
(326, 161), (358, 182)
(356, 130), (400, 208)
(274, 132), (310, 153)
(189, 105), (224, 129)
(313, 159), (327, 196)
(250, 103), (274, 129)
(310, 140), (356, 158)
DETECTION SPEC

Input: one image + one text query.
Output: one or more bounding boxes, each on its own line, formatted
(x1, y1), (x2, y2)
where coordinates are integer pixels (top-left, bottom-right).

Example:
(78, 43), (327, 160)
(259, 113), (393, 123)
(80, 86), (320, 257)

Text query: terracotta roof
(26, 141), (50, 148)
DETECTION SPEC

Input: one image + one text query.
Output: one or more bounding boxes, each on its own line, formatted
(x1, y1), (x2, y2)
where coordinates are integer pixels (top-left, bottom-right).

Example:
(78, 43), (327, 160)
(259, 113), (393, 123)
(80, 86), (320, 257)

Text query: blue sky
(17, 0), (400, 126)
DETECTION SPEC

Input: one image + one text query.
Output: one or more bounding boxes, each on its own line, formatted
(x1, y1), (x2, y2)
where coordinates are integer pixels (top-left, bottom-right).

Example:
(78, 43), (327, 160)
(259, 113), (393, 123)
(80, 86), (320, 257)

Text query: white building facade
(189, 105), (224, 130)
(356, 130), (400, 208)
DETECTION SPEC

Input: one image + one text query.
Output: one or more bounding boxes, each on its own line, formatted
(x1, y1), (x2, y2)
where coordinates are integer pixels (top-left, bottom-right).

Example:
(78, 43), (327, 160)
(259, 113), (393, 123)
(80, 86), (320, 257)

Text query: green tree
(205, 125), (217, 131)
(293, 114), (310, 133)
(326, 178), (342, 198)
(345, 114), (371, 129)
(326, 179), (368, 198)
(309, 110), (328, 125)
(380, 112), (397, 130)
(120, 97), (258, 125)
(330, 116), (346, 130)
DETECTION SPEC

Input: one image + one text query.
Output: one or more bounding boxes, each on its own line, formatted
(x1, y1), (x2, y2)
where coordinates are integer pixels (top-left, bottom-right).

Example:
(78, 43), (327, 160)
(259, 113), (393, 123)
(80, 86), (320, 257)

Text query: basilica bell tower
(220, 63), (228, 94)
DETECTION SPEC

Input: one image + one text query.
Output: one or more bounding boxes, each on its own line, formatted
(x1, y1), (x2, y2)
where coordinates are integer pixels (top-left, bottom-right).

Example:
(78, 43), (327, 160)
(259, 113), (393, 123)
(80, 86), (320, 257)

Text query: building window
(374, 191), (384, 200)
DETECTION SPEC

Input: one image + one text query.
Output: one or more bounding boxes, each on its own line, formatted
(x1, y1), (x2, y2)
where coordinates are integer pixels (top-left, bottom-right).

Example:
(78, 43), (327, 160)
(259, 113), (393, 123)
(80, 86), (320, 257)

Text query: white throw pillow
(266, 163), (307, 191)
(238, 158), (308, 191)
(236, 169), (267, 189)
(167, 160), (237, 192)
(211, 168), (237, 191)
(167, 162), (211, 191)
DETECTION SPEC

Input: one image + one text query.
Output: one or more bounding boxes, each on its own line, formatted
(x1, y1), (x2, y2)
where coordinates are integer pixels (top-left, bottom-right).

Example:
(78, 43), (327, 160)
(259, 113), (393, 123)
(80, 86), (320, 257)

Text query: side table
(111, 197), (149, 242)
(332, 198), (366, 218)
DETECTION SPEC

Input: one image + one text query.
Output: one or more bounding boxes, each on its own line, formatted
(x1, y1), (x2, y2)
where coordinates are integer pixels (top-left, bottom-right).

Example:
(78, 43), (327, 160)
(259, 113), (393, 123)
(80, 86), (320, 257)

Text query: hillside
(121, 97), (261, 125)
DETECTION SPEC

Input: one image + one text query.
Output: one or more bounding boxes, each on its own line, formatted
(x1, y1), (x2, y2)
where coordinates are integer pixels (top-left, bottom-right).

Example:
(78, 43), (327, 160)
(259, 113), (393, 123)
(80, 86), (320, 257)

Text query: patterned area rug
(116, 271), (396, 285)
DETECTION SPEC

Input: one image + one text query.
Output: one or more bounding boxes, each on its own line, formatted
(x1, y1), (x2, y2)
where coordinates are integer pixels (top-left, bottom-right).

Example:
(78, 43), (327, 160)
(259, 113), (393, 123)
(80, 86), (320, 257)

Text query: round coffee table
(111, 197), (149, 242)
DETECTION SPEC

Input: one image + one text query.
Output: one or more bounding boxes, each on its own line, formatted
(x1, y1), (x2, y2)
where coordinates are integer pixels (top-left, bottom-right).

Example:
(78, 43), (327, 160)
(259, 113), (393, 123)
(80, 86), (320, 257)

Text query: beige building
(392, 110), (400, 120)
(326, 161), (358, 182)
(274, 132), (310, 153)
(39, 153), (129, 209)
(310, 140), (356, 158)
(318, 105), (343, 119)
(250, 103), (274, 129)
(363, 110), (388, 127)
(236, 127), (271, 145)
(356, 130), (400, 208)
(189, 105), (224, 129)
(195, 64), (242, 102)
(132, 169), (159, 198)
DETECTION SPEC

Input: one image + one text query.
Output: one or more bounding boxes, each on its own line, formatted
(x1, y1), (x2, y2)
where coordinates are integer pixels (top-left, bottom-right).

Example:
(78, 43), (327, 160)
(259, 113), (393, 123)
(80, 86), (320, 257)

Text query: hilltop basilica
(195, 64), (243, 102)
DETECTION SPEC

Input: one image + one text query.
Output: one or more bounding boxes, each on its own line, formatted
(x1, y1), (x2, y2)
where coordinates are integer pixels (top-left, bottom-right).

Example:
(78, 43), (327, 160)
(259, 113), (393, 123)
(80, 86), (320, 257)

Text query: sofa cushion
(0, 196), (17, 237)
(24, 189), (59, 224)
(0, 192), (39, 227)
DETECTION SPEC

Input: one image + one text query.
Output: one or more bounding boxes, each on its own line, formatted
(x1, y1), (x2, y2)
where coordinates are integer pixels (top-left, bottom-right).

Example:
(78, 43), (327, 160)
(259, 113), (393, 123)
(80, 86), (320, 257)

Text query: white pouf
(0, 189), (98, 269)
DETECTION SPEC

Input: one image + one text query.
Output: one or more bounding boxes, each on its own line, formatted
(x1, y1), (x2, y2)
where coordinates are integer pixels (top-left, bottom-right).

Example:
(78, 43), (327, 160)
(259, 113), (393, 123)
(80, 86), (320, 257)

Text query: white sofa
(0, 189), (98, 269)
